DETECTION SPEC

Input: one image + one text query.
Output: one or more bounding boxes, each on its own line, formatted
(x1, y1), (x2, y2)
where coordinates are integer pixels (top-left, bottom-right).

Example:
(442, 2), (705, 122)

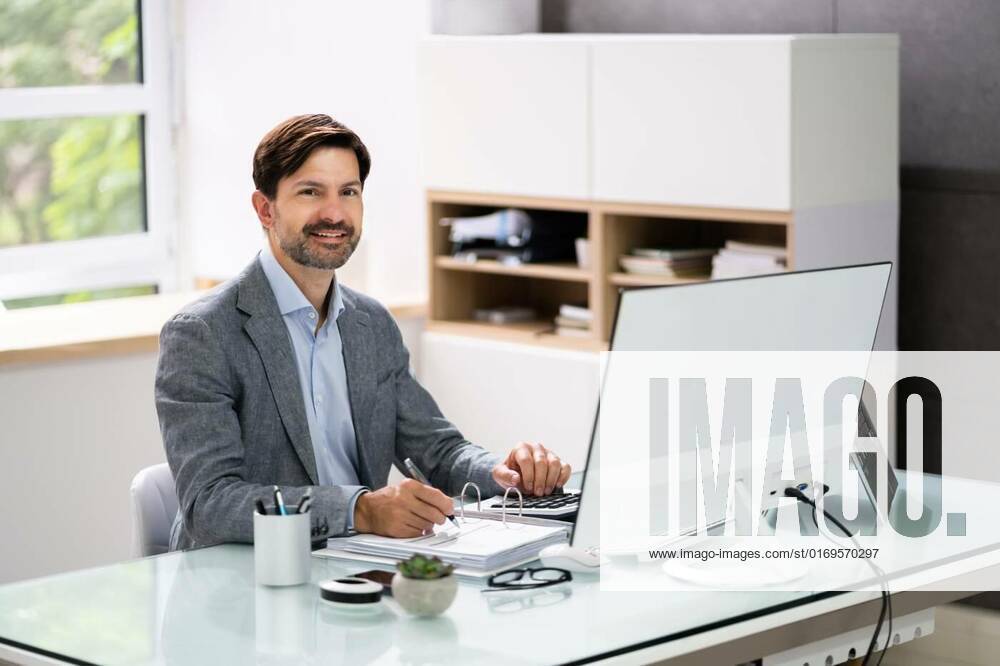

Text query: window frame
(0, 0), (178, 303)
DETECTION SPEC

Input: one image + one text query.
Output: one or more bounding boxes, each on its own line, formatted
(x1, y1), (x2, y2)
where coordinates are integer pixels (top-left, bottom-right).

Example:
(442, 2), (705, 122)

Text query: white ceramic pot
(391, 573), (458, 617)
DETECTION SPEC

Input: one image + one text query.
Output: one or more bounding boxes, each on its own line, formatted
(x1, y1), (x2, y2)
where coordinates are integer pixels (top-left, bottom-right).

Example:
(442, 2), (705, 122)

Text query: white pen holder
(253, 507), (311, 587)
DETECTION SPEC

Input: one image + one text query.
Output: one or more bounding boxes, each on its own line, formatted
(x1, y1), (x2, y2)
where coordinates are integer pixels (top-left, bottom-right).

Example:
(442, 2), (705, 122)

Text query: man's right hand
(353, 479), (455, 537)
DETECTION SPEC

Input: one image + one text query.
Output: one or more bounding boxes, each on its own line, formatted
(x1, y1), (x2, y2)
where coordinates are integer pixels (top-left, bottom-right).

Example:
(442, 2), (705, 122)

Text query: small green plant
(397, 554), (454, 580)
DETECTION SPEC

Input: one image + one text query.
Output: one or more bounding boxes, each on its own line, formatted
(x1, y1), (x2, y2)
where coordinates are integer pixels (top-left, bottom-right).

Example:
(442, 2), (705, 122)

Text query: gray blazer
(155, 257), (502, 550)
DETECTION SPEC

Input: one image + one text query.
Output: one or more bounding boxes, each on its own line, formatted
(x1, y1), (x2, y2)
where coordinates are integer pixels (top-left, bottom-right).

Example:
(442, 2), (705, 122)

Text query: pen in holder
(253, 504), (311, 586)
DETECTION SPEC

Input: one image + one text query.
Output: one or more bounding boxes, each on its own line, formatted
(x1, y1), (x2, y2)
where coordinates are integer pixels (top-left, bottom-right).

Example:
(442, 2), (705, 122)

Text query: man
(156, 114), (571, 550)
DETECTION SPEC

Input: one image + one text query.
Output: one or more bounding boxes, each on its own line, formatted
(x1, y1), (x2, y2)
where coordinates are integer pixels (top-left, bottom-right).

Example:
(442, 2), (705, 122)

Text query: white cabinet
(418, 332), (599, 471)
(591, 35), (898, 210)
(591, 37), (791, 210)
(418, 37), (590, 199)
(420, 35), (898, 211)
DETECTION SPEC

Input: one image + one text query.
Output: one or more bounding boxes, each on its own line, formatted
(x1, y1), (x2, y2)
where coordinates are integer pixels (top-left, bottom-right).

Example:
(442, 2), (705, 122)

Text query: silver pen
(404, 457), (460, 528)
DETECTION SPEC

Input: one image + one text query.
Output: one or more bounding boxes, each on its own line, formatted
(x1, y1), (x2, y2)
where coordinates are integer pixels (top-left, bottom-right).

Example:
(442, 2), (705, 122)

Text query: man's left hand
(492, 442), (571, 497)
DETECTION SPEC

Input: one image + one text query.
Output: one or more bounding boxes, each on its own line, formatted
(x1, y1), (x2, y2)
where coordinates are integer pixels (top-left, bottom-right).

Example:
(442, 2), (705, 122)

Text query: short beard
(276, 219), (361, 271)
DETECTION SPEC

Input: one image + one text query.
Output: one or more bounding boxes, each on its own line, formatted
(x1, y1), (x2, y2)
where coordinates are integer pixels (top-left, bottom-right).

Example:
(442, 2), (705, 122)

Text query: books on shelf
(722, 240), (787, 259)
(619, 247), (715, 278)
(631, 247), (718, 261)
(711, 240), (787, 279)
(554, 302), (591, 337)
(559, 303), (593, 322)
(555, 315), (588, 330)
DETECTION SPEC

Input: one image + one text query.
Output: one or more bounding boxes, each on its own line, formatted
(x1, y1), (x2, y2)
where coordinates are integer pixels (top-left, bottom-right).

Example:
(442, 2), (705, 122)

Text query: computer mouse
(538, 544), (607, 573)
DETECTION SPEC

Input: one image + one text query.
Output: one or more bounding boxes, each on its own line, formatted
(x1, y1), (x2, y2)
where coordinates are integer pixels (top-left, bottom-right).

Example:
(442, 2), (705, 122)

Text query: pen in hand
(403, 457), (460, 528)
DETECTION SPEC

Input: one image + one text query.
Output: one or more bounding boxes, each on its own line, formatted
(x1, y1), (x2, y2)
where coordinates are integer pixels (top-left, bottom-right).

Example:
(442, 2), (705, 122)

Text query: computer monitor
(571, 263), (892, 550)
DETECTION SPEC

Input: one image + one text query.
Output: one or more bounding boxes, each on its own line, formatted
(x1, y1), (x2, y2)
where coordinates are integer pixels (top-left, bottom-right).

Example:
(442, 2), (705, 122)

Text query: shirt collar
(259, 243), (345, 322)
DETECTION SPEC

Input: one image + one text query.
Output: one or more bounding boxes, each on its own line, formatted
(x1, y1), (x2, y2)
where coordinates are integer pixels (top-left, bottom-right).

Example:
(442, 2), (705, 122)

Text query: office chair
(129, 463), (179, 557)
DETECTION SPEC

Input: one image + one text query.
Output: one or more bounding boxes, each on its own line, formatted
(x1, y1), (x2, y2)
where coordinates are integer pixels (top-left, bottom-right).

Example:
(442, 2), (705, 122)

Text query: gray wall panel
(541, 0), (567, 31)
(899, 188), (1000, 350)
(838, 0), (1000, 172)
(561, 0), (834, 33)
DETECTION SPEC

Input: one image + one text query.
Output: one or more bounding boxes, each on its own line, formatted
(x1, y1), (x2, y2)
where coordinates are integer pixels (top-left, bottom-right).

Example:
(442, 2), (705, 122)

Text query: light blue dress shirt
(259, 246), (367, 528)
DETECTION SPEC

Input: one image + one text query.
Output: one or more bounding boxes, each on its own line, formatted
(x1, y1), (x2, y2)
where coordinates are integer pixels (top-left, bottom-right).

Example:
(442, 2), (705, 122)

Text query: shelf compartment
(428, 199), (588, 263)
(600, 213), (788, 336)
(434, 256), (590, 282)
(429, 270), (590, 336)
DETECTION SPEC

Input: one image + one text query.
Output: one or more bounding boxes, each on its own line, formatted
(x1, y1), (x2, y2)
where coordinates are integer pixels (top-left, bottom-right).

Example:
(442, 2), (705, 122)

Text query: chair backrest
(129, 463), (179, 557)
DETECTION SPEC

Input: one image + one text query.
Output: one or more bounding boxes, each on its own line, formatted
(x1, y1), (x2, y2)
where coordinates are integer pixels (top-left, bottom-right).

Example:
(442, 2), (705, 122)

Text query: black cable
(805, 499), (892, 665)
(803, 498), (892, 664)
(785, 487), (891, 666)
(877, 592), (892, 666)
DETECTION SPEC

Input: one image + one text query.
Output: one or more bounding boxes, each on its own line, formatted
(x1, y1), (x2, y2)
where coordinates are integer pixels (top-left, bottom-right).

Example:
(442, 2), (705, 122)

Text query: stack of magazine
(711, 240), (787, 279)
(554, 303), (592, 338)
(619, 247), (716, 278)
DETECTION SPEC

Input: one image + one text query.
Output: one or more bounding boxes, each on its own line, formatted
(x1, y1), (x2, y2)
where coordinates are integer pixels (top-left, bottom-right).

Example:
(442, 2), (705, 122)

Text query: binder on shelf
(313, 484), (571, 579)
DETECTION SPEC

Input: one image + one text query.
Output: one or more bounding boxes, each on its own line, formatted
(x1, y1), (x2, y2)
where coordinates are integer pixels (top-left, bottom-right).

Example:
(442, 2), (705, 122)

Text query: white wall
(0, 318), (424, 584)
(0, 353), (164, 584)
(178, 0), (431, 304)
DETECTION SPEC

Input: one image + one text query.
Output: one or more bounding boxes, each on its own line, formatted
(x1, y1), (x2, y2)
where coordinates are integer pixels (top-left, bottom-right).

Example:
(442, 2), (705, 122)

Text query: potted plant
(392, 554), (458, 617)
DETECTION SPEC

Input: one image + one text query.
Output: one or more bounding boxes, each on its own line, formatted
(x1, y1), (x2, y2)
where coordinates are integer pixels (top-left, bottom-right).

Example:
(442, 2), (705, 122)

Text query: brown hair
(252, 114), (371, 199)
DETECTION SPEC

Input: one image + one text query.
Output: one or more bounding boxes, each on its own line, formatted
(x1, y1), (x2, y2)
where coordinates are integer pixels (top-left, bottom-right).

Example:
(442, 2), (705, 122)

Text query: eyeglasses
(482, 567), (572, 592)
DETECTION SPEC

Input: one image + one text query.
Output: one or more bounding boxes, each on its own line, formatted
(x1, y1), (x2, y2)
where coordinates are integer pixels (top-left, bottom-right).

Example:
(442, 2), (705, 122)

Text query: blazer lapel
(238, 261), (320, 484)
(337, 296), (377, 487)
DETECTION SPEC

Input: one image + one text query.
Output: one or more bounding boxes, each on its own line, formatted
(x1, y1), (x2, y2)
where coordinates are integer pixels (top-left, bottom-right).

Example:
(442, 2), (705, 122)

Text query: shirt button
(316, 395), (323, 403)
(308, 311), (317, 320)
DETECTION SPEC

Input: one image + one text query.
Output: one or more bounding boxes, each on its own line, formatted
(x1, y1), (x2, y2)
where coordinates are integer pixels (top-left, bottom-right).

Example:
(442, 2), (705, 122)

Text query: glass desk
(1, 473), (995, 665)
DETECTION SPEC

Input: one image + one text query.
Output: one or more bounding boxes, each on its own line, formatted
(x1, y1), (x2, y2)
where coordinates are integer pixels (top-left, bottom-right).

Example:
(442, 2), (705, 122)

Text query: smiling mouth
(309, 229), (350, 241)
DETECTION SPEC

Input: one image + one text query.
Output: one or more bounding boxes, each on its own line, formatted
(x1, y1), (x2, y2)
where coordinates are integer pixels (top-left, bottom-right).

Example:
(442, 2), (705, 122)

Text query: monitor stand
(661, 479), (811, 588)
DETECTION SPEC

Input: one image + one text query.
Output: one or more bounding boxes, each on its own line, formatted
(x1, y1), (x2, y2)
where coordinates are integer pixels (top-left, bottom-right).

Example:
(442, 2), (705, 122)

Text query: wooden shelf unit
(427, 190), (793, 349)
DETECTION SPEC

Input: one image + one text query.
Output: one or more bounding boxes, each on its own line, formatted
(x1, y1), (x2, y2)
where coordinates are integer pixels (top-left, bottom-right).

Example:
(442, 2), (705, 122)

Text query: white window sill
(0, 292), (426, 366)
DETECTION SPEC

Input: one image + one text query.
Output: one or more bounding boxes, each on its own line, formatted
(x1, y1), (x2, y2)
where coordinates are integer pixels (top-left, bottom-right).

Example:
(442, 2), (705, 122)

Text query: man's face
(264, 146), (363, 271)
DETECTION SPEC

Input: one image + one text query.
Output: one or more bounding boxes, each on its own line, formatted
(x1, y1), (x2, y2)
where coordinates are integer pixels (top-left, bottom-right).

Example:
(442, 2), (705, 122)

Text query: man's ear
(251, 190), (274, 231)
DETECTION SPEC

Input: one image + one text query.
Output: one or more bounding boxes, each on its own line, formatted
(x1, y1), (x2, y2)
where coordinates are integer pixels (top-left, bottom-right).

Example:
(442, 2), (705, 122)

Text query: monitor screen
(572, 263), (892, 549)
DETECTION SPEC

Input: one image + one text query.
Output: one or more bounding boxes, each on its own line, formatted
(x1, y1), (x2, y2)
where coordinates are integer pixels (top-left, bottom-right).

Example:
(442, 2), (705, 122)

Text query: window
(0, 0), (176, 308)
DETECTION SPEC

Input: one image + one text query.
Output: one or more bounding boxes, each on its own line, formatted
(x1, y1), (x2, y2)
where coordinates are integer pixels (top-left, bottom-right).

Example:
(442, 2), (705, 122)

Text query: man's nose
(317, 196), (347, 223)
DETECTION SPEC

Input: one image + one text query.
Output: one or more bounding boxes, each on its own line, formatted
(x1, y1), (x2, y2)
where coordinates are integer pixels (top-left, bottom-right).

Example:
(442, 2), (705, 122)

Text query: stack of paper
(554, 303), (592, 338)
(619, 247), (716, 278)
(324, 518), (569, 573)
(711, 240), (787, 279)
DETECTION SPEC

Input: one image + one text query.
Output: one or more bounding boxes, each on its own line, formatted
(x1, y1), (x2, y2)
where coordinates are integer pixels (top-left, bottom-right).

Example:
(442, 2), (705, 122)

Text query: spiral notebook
(314, 511), (570, 578)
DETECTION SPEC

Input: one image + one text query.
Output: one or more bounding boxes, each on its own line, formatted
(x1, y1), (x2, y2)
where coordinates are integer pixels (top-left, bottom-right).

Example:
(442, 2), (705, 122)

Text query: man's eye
(299, 189), (317, 196)
(343, 188), (359, 197)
